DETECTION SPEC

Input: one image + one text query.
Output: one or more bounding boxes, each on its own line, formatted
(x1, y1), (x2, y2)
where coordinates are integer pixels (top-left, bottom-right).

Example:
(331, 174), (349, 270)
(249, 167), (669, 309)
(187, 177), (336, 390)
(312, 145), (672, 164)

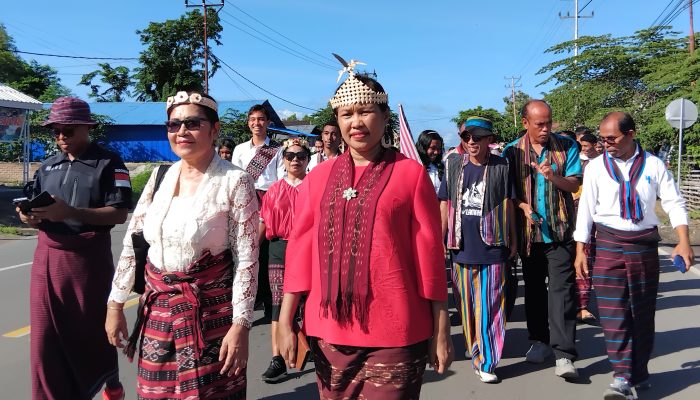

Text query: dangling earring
(381, 135), (392, 148)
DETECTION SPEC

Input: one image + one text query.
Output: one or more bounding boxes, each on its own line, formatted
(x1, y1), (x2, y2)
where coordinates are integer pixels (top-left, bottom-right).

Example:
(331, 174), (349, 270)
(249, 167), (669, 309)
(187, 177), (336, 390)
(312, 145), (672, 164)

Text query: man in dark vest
(502, 99), (582, 379)
(17, 97), (131, 400)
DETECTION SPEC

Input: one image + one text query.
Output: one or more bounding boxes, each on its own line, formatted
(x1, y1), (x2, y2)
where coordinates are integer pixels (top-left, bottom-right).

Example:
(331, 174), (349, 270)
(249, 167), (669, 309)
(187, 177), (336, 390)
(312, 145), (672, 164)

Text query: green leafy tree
(79, 63), (132, 102)
(502, 90), (531, 140)
(133, 9), (223, 101)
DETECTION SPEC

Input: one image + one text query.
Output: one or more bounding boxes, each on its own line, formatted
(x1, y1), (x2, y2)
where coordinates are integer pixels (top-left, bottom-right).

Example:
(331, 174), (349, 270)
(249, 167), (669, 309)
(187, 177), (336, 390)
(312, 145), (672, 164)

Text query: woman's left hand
(219, 324), (249, 377)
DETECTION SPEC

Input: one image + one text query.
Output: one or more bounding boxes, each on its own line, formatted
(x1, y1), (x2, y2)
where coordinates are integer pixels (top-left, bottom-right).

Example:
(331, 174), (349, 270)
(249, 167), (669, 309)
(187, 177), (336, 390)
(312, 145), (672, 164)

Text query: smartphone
(13, 191), (55, 214)
(674, 255), (687, 273)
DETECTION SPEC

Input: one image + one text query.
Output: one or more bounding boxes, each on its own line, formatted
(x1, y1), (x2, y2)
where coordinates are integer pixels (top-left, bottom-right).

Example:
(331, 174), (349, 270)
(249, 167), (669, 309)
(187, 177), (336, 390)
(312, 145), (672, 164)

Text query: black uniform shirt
(33, 142), (133, 234)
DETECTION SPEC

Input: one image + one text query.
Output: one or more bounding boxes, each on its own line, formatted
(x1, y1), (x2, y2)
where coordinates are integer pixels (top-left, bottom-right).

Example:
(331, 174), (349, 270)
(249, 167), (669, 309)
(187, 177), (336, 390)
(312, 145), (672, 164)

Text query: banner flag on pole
(398, 104), (421, 162)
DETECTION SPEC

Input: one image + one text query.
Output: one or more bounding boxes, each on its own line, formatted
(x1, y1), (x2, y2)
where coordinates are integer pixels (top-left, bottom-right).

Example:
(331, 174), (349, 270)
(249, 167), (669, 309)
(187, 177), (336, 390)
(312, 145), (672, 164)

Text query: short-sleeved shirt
(503, 134), (581, 243)
(33, 142), (132, 234)
(438, 163), (509, 264)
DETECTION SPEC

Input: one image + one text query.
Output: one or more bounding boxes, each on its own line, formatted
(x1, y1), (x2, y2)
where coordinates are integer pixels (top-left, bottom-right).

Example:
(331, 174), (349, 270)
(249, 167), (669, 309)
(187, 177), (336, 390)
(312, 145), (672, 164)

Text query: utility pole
(690, 0), (696, 54)
(185, 0), (225, 94)
(504, 76), (522, 130)
(559, 0), (594, 58)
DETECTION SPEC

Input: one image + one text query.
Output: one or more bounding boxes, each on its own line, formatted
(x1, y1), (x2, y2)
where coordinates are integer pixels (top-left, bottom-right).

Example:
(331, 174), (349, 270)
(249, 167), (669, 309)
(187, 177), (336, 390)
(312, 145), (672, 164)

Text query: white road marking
(0, 262), (31, 272)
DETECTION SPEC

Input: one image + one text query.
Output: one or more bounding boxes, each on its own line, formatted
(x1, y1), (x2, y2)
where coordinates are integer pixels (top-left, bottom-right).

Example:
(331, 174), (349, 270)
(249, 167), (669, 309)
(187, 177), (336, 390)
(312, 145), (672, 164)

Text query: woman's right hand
(16, 207), (41, 228)
(277, 322), (298, 369)
(105, 307), (128, 349)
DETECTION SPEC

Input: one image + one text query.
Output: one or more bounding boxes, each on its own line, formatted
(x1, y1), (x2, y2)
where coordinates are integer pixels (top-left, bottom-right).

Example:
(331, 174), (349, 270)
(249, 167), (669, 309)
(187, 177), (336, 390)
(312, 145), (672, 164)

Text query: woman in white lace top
(105, 91), (259, 399)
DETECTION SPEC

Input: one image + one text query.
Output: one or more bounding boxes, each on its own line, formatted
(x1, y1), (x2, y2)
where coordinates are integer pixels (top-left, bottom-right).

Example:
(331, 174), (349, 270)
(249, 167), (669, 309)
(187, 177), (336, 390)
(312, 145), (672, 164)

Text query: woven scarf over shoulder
(318, 149), (396, 332)
(444, 152), (511, 250)
(511, 134), (575, 255)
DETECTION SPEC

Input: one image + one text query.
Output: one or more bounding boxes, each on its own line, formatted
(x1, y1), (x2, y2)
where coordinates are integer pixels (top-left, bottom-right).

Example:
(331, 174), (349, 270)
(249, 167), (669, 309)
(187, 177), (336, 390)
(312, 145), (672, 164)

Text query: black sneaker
(261, 355), (287, 383)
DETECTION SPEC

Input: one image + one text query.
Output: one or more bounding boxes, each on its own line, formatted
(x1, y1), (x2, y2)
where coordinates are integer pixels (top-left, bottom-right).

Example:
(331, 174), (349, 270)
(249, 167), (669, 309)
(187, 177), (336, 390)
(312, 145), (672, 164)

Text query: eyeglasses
(459, 132), (487, 142)
(283, 151), (309, 161)
(598, 132), (628, 145)
(52, 126), (76, 138)
(165, 117), (209, 133)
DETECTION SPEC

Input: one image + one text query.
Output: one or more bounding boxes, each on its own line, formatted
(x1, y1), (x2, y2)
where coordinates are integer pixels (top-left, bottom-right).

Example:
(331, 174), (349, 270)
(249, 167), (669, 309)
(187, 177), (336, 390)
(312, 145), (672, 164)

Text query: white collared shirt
(231, 136), (285, 191)
(573, 150), (688, 243)
(307, 150), (339, 172)
(427, 163), (442, 194)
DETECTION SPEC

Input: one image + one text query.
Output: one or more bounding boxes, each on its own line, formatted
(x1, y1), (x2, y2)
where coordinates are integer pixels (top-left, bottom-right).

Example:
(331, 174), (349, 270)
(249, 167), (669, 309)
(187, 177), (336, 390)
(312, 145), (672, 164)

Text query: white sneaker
(525, 341), (552, 363)
(475, 369), (499, 383)
(555, 358), (579, 379)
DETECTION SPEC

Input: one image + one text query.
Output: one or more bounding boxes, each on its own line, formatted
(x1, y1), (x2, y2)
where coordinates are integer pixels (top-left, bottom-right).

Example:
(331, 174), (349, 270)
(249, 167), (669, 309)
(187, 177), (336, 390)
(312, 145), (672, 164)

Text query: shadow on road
(259, 382), (318, 399)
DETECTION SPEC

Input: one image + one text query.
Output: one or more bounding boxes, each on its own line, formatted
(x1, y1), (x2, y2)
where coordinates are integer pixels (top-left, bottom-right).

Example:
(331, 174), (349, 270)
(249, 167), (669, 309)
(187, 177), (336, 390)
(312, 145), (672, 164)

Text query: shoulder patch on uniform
(115, 169), (131, 188)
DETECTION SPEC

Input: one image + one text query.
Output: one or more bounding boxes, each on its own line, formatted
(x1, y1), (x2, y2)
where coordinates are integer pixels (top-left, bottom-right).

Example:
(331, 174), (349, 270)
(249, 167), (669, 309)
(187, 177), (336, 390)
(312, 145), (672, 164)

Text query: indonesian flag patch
(115, 168), (131, 188)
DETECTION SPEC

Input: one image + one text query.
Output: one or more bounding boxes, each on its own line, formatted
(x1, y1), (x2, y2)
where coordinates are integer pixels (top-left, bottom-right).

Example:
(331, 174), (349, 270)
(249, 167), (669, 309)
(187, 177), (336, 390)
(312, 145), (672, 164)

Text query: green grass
(690, 210), (700, 220)
(0, 226), (23, 235)
(131, 167), (155, 205)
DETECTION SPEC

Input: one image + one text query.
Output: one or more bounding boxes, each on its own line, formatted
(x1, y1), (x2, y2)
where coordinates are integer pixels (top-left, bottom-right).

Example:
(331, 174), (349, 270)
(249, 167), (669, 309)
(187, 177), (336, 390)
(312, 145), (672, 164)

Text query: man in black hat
(17, 96), (131, 400)
(438, 117), (517, 383)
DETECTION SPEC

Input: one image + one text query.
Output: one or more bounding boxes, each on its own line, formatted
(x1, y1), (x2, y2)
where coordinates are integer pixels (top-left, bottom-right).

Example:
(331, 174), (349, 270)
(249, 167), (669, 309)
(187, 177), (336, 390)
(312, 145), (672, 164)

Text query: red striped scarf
(318, 149), (396, 331)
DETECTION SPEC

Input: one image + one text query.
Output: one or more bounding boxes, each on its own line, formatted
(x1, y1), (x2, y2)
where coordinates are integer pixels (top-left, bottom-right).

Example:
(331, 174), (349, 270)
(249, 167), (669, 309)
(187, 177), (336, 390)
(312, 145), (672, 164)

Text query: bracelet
(107, 305), (123, 311)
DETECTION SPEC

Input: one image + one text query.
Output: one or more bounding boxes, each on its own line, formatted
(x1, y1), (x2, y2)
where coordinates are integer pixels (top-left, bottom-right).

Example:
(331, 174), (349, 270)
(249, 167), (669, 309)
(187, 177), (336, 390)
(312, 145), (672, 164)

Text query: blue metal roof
(42, 100), (278, 126)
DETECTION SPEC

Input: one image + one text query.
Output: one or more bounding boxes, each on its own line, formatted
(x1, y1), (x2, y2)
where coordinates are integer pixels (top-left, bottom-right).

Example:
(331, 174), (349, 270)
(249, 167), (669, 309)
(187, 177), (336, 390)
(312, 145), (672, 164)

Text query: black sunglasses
(283, 151), (309, 161)
(459, 132), (487, 142)
(165, 117), (209, 132)
(52, 126), (77, 138)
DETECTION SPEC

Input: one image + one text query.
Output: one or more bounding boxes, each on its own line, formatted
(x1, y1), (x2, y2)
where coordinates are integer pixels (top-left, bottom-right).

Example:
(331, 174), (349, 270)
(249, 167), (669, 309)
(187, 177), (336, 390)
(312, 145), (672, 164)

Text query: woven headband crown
(166, 91), (218, 113)
(329, 56), (388, 110)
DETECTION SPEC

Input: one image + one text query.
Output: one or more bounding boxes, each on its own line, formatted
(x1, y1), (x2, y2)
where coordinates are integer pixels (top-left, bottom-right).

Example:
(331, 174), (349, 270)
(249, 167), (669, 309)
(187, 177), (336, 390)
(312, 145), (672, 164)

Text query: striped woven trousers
(454, 262), (506, 373)
(592, 224), (661, 385)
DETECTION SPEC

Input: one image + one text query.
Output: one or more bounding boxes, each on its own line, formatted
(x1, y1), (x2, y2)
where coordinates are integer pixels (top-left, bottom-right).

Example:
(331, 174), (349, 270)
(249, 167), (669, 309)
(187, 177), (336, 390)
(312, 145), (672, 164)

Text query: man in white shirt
(573, 112), (694, 399)
(307, 120), (341, 171)
(231, 104), (285, 319)
(231, 104), (286, 195)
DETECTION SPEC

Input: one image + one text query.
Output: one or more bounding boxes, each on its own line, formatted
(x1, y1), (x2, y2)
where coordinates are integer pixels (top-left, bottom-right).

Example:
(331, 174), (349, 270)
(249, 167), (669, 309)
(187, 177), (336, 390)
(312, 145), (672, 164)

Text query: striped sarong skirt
(592, 224), (660, 385)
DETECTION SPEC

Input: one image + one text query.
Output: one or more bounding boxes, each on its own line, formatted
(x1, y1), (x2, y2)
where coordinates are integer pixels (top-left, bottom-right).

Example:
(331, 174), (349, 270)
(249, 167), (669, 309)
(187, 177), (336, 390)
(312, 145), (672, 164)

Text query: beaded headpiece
(166, 91), (218, 113)
(329, 54), (388, 110)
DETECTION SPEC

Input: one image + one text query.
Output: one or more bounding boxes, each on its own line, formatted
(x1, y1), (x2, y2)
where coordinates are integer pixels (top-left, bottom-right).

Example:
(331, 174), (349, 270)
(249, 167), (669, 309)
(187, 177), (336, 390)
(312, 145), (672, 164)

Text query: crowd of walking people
(17, 58), (695, 400)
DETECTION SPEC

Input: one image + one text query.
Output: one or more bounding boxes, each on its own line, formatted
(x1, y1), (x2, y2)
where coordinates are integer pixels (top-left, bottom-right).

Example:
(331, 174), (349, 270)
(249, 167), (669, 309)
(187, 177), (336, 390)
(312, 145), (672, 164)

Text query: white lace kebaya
(108, 156), (260, 328)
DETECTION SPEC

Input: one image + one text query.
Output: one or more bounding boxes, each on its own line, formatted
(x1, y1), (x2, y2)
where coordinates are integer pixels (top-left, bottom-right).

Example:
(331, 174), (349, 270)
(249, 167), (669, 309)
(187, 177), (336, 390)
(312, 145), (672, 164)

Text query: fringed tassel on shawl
(124, 294), (149, 361)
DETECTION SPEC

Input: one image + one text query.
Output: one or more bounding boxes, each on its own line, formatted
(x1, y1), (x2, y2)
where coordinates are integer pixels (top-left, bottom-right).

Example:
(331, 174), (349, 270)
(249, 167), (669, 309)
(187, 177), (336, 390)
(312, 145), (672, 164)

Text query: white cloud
(278, 109), (307, 119)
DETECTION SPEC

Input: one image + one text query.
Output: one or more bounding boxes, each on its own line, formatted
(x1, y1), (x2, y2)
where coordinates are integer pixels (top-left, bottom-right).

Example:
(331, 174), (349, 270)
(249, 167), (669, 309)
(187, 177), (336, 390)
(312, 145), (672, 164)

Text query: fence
(679, 155), (700, 212)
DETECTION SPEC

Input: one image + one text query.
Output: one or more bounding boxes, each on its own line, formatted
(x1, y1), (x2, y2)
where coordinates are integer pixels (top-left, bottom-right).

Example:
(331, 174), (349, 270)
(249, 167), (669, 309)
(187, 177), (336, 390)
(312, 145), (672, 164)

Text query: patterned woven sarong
(131, 250), (246, 399)
(311, 337), (428, 400)
(30, 231), (118, 400)
(592, 224), (660, 385)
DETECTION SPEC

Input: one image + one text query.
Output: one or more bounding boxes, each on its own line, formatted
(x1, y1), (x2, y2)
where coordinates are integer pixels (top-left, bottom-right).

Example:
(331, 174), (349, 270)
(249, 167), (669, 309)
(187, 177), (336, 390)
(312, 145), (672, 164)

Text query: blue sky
(2, 1), (690, 147)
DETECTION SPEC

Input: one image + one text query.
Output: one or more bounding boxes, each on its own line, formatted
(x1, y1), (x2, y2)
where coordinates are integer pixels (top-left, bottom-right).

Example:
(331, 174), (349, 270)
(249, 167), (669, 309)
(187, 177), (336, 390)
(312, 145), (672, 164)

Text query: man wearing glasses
(231, 104), (286, 320)
(438, 117), (517, 383)
(502, 99), (582, 379)
(573, 112), (693, 399)
(17, 97), (130, 400)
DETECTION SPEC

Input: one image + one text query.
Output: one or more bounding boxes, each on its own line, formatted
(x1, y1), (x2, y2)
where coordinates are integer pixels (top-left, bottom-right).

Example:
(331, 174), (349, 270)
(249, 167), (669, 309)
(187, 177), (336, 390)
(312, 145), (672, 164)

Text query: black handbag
(131, 165), (170, 294)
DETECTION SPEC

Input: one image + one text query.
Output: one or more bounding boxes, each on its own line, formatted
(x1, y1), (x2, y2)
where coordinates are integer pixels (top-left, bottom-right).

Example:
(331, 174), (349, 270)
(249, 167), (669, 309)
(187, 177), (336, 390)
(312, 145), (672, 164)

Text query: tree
(537, 27), (700, 154)
(133, 9), (223, 101)
(79, 63), (132, 102)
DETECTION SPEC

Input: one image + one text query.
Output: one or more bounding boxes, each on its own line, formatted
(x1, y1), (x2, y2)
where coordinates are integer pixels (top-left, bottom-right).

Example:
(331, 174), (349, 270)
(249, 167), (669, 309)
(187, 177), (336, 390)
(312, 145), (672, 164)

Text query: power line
(218, 66), (255, 99)
(221, 10), (335, 69)
(578, 0), (593, 13)
(3, 48), (138, 61)
(219, 17), (335, 70)
(214, 56), (318, 111)
(229, 3), (335, 64)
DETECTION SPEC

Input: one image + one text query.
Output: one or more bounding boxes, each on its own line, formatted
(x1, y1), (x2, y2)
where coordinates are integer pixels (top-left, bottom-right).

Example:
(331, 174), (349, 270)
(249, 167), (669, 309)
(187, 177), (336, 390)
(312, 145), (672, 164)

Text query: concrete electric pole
(185, 0), (225, 94)
(504, 76), (522, 130)
(559, 0), (594, 58)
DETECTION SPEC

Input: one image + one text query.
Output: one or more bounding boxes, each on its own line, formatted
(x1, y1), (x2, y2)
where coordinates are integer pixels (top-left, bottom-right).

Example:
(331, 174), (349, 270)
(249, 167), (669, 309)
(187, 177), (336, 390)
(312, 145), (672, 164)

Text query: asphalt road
(0, 220), (698, 400)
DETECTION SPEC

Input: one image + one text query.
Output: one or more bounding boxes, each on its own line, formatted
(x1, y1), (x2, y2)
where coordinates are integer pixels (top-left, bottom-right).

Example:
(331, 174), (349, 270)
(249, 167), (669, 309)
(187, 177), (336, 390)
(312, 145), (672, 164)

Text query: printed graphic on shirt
(114, 168), (131, 188)
(461, 179), (484, 217)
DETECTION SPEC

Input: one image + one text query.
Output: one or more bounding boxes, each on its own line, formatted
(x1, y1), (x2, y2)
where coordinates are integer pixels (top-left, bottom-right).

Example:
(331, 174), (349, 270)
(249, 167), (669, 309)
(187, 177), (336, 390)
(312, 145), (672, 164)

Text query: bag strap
(152, 164), (171, 199)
